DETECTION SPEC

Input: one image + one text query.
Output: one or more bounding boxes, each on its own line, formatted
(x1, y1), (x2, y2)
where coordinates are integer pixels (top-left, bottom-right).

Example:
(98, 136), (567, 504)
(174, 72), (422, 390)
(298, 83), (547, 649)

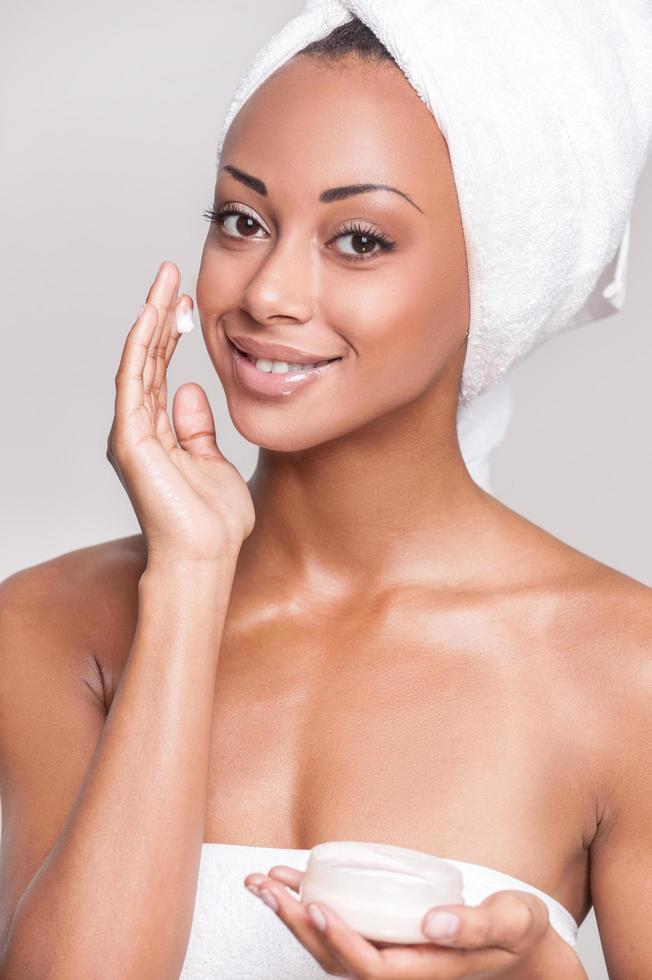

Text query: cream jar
(299, 841), (465, 944)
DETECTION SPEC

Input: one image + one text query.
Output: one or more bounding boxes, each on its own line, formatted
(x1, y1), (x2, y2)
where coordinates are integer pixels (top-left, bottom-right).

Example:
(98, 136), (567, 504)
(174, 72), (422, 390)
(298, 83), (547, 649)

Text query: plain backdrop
(2, 2), (651, 976)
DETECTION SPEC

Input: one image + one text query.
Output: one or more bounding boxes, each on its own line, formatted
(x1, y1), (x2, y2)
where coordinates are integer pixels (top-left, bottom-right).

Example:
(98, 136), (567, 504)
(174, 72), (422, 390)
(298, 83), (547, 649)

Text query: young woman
(0, 14), (650, 980)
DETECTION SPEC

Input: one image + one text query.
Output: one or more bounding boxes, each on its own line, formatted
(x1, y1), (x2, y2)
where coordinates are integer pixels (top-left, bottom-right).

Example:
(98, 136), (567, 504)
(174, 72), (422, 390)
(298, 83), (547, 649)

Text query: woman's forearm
(1, 556), (238, 980)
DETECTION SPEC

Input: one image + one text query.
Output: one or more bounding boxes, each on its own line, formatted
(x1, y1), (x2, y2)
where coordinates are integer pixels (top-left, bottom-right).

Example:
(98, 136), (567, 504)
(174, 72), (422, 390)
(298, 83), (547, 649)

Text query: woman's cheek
(323, 262), (413, 348)
(196, 245), (245, 315)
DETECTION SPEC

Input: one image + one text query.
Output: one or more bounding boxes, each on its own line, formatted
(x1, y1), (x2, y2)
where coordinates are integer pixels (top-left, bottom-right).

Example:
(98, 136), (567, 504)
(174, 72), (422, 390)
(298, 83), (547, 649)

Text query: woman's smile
(228, 336), (344, 398)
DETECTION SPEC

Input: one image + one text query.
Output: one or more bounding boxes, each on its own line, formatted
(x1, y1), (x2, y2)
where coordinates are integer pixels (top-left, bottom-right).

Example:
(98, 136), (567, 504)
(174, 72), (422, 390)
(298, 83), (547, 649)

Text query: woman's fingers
(152, 289), (183, 402)
(299, 900), (393, 978)
(243, 875), (352, 977)
(143, 261), (180, 398)
(154, 373), (177, 454)
(245, 877), (551, 980)
(158, 292), (188, 409)
(113, 261), (181, 426)
(421, 891), (548, 954)
(154, 294), (187, 453)
(298, 900), (515, 980)
(113, 303), (159, 421)
(171, 382), (221, 460)
(162, 294), (187, 372)
(266, 866), (304, 894)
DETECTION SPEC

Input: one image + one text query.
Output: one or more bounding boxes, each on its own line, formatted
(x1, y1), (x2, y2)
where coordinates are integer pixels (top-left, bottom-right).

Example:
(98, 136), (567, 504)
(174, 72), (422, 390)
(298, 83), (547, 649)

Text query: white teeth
(253, 356), (319, 373)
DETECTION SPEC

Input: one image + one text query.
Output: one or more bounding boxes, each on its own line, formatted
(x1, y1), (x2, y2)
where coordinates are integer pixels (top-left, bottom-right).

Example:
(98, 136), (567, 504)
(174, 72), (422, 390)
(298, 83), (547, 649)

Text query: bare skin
(32, 514), (650, 931)
(3, 51), (651, 977)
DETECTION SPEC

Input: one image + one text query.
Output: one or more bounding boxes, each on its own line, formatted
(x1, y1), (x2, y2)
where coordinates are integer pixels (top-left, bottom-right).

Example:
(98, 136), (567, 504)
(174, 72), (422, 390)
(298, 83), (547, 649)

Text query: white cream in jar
(299, 841), (465, 945)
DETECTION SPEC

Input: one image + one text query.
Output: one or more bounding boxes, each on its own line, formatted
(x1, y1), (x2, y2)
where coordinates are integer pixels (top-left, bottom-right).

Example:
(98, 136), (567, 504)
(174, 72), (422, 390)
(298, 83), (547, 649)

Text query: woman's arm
(0, 260), (254, 977)
(587, 649), (652, 978)
(0, 556), (238, 980)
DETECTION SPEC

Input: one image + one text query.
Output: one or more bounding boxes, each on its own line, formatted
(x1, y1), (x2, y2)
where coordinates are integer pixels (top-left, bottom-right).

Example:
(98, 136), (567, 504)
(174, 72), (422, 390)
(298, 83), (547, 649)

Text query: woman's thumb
(172, 382), (221, 459)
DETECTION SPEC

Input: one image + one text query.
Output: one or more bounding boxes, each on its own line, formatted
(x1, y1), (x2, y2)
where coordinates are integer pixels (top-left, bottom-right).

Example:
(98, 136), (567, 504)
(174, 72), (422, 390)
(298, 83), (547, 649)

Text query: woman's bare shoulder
(489, 497), (652, 693)
(580, 562), (652, 865)
(535, 514), (652, 667)
(537, 528), (652, 788)
(498, 512), (652, 843)
(1, 535), (147, 708)
(586, 558), (652, 705)
(574, 555), (652, 693)
(3, 534), (147, 615)
(494, 494), (651, 611)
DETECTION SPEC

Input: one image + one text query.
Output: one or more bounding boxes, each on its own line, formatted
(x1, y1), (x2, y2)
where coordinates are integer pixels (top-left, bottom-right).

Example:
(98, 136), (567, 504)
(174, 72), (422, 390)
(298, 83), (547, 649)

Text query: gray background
(2, 2), (651, 976)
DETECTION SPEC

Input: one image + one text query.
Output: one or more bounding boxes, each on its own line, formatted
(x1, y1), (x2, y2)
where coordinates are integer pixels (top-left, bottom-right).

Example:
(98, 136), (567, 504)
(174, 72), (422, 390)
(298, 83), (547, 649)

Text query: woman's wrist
(142, 550), (241, 581)
(134, 553), (240, 669)
(139, 552), (241, 613)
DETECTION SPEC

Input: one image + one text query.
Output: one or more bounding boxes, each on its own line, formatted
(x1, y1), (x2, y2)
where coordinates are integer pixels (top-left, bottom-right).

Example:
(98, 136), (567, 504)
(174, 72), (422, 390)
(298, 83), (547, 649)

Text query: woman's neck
(235, 395), (494, 595)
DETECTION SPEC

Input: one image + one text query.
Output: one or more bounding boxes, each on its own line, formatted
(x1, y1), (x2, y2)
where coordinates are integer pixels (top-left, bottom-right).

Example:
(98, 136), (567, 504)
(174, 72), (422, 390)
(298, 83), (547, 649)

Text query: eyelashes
(335, 220), (397, 259)
(202, 203), (398, 263)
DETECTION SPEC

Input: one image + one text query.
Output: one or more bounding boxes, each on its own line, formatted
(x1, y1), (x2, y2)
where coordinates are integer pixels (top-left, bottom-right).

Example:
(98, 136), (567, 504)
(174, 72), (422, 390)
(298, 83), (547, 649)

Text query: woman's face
(196, 53), (469, 451)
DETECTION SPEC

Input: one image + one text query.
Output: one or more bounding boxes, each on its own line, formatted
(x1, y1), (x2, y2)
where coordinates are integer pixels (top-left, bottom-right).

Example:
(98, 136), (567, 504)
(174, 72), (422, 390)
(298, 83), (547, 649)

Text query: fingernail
(176, 303), (195, 334)
(258, 889), (279, 913)
(244, 874), (266, 889)
(424, 911), (459, 939)
(245, 884), (259, 896)
(137, 303), (147, 319)
(307, 904), (327, 932)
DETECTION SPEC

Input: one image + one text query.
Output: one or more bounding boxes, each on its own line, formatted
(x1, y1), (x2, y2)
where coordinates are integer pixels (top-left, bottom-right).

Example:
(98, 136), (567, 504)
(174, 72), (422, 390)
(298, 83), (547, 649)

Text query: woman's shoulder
(494, 515), (652, 843)
(573, 553), (652, 703)
(581, 554), (652, 716)
(495, 497), (651, 622)
(543, 518), (650, 664)
(487, 499), (652, 700)
(0, 535), (147, 708)
(572, 557), (652, 877)
(529, 525), (652, 758)
(2, 533), (147, 618)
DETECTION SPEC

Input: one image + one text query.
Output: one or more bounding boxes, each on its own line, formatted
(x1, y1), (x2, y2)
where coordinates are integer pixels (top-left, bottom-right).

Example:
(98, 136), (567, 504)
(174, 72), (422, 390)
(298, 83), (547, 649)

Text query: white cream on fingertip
(175, 301), (195, 334)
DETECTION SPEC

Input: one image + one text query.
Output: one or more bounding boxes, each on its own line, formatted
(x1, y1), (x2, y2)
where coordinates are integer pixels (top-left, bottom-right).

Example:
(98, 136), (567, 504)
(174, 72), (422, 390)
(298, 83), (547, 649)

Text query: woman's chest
(99, 581), (602, 922)
(201, 611), (597, 920)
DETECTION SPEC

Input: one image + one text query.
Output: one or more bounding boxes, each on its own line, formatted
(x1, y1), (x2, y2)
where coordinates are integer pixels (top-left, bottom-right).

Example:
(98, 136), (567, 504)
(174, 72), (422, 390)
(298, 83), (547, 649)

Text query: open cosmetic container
(299, 841), (465, 944)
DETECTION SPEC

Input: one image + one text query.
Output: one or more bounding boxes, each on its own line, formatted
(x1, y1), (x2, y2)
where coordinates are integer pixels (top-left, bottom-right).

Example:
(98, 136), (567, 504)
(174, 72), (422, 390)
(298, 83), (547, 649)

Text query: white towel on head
(215, 0), (652, 491)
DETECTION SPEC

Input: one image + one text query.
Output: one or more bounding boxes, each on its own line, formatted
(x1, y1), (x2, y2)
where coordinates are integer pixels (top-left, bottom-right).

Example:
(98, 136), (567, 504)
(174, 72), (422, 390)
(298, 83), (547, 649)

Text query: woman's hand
(243, 867), (587, 979)
(107, 261), (255, 565)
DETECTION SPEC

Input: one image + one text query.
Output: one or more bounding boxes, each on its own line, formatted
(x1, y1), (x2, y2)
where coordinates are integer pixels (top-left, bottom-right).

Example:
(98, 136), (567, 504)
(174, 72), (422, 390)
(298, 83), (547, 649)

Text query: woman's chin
(226, 406), (339, 454)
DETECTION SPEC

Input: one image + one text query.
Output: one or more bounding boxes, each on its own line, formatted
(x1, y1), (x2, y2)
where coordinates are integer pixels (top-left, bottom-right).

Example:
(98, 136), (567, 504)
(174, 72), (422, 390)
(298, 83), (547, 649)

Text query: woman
(0, 9), (650, 980)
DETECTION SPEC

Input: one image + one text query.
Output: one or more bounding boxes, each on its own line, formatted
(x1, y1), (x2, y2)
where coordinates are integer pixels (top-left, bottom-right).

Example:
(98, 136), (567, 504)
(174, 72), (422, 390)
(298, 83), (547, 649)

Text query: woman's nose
(239, 234), (315, 325)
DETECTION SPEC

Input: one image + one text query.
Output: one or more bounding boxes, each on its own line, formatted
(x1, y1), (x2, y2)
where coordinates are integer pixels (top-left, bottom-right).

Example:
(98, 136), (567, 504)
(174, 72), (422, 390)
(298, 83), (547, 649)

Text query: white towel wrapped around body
(215, 0), (652, 489)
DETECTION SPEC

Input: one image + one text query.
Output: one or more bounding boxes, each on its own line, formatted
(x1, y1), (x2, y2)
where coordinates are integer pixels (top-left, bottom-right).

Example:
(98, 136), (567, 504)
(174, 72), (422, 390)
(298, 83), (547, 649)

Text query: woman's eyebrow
(219, 164), (424, 214)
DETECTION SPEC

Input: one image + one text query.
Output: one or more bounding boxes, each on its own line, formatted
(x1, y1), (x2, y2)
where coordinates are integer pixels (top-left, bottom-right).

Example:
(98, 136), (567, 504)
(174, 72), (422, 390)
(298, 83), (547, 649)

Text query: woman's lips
(228, 333), (340, 364)
(228, 338), (342, 398)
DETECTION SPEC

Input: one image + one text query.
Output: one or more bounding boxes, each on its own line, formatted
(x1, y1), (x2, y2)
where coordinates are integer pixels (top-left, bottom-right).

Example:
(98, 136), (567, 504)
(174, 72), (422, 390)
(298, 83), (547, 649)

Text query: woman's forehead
(221, 55), (448, 199)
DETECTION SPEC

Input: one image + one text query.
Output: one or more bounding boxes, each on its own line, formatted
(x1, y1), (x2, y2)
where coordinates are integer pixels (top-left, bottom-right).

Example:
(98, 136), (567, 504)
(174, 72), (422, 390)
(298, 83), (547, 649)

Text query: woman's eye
(203, 205), (267, 239)
(222, 212), (264, 238)
(202, 205), (397, 262)
(332, 231), (385, 260)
